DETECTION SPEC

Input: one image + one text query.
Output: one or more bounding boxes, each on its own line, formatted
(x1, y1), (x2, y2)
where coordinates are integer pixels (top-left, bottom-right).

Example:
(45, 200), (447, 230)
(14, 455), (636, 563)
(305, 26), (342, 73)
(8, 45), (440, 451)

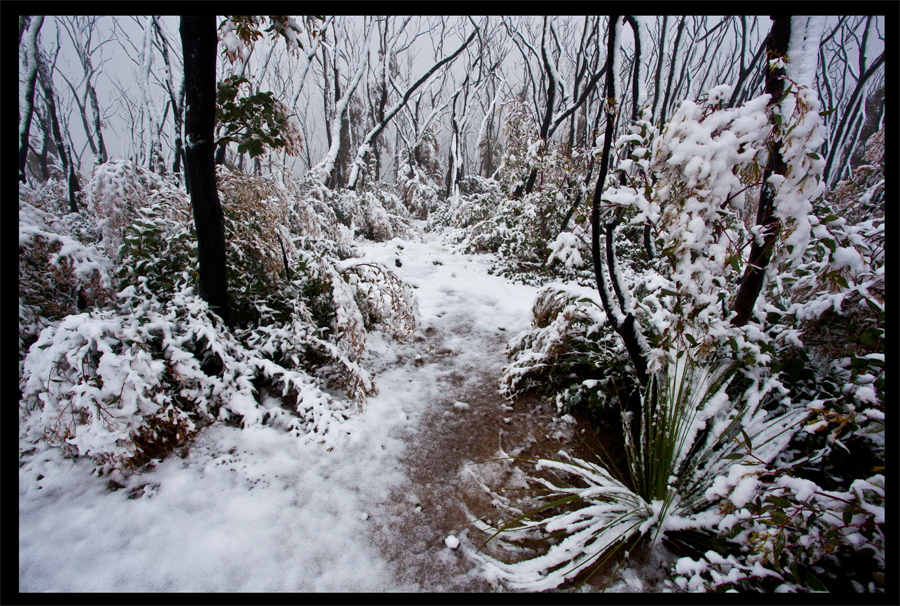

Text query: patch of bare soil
(366, 316), (623, 592)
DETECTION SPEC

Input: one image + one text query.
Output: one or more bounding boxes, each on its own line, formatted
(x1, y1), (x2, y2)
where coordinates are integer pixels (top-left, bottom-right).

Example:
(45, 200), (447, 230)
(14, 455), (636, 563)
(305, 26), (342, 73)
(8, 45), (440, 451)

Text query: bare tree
(19, 16), (44, 183)
(506, 16), (608, 198)
(821, 15), (885, 187)
(137, 17), (165, 174)
(152, 16), (185, 179)
(59, 16), (111, 167)
(35, 26), (81, 211)
(346, 19), (479, 191)
(310, 17), (373, 187)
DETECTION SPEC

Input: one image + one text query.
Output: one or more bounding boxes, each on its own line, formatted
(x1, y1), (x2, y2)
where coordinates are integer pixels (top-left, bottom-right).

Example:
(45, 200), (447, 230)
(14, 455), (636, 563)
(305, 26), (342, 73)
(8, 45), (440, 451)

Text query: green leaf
(728, 255), (741, 272)
(819, 108), (836, 117)
(724, 453), (745, 460)
(789, 560), (801, 585)
(805, 572), (827, 592)
(864, 297), (882, 314)
(842, 509), (853, 525)
(739, 428), (753, 450)
(873, 572), (885, 586)
(860, 329), (880, 348)
(806, 152), (820, 160)
(821, 238), (836, 253)
(768, 496), (792, 509)
(659, 289), (679, 297)
(773, 533), (786, 565)
(820, 214), (840, 223)
(770, 509), (790, 523)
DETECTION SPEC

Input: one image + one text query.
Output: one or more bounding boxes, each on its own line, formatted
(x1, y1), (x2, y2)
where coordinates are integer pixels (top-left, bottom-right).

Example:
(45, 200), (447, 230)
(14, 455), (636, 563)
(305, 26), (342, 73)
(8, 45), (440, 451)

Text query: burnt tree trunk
(591, 15), (649, 388)
(181, 16), (229, 325)
(730, 16), (791, 327)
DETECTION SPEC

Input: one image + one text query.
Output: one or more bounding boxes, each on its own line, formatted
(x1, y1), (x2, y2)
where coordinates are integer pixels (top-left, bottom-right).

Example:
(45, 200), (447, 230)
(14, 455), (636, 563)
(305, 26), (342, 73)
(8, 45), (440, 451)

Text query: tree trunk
(181, 16), (229, 325)
(730, 16), (791, 327)
(36, 43), (80, 212)
(591, 15), (649, 388)
(19, 16), (44, 184)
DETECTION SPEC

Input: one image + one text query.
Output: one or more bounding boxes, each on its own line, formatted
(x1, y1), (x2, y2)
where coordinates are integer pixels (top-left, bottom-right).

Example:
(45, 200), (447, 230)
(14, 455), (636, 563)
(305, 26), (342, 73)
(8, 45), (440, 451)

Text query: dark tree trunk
(658, 17), (685, 127)
(650, 16), (667, 121)
(591, 15), (649, 388)
(36, 45), (80, 212)
(730, 16), (791, 327)
(181, 16), (229, 325)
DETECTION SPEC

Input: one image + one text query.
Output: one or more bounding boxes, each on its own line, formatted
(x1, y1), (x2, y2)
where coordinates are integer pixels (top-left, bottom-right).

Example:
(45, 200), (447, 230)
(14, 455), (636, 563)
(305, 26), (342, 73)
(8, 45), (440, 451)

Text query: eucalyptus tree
(310, 16), (374, 188)
(820, 15), (885, 188)
(34, 25), (81, 211)
(58, 16), (112, 167)
(19, 15), (44, 184)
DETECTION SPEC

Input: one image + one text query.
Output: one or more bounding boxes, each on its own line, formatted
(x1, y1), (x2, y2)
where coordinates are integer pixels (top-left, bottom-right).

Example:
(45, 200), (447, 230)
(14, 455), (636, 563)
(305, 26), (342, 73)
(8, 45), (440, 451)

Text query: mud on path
(355, 243), (599, 591)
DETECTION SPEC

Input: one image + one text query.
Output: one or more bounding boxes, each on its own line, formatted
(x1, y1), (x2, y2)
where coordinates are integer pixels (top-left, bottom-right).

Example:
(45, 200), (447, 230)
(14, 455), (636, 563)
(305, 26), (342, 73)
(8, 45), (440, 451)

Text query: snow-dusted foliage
(88, 159), (178, 258)
(299, 174), (414, 244)
(19, 161), (420, 473)
(19, 182), (111, 374)
(500, 285), (630, 414)
(479, 354), (807, 591)
(489, 79), (883, 591)
(439, 101), (597, 285)
(396, 135), (443, 220)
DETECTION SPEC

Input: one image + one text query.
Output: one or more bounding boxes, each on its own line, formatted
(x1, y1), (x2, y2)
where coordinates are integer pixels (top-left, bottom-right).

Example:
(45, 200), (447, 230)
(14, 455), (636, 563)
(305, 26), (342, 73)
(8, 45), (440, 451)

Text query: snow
(19, 225), (539, 592)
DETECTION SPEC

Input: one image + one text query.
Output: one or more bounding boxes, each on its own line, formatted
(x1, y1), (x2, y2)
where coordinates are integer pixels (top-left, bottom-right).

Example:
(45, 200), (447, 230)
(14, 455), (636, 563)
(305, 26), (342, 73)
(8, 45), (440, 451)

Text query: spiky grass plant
(473, 352), (807, 591)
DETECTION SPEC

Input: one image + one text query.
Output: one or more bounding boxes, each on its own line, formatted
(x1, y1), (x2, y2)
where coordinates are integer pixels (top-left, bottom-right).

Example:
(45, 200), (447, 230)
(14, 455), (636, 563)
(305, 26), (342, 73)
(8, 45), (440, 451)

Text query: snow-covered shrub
(446, 100), (597, 285)
(20, 160), (421, 473)
(678, 128), (886, 593)
(396, 141), (443, 220)
(500, 286), (633, 416)
(299, 174), (413, 244)
(216, 166), (298, 326)
(19, 186), (113, 374)
(88, 159), (175, 258)
(338, 262), (420, 341)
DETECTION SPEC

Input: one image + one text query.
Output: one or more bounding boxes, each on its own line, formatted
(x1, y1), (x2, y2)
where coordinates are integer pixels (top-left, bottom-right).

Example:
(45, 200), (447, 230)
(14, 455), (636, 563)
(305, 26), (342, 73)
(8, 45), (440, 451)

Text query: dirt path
(360, 257), (584, 591)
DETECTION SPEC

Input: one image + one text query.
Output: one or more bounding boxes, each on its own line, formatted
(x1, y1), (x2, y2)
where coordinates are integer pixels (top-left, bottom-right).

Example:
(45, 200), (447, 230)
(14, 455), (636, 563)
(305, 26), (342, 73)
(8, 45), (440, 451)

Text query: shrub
(19, 184), (112, 375)
(500, 285), (635, 418)
(477, 352), (806, 591)
(20, 161), (421, 473)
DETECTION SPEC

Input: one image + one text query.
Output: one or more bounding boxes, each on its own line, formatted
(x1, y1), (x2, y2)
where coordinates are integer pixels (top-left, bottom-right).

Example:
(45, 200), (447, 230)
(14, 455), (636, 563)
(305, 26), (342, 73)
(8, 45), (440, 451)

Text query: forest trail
(19, 226), (605, 592)
(355, 230), (587, 590)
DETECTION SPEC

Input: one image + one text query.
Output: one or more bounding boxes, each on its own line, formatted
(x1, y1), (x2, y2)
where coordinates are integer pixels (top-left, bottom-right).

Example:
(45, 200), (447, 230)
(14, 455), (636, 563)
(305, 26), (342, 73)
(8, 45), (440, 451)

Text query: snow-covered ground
(19, 226), (552, 592)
